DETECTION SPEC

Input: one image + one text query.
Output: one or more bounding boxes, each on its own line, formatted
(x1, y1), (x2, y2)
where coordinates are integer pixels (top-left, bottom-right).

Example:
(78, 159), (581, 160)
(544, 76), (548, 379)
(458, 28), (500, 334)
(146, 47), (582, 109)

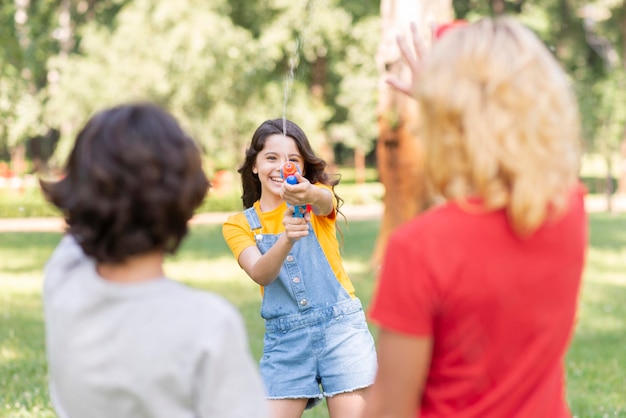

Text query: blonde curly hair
(417, 17), (582, 236)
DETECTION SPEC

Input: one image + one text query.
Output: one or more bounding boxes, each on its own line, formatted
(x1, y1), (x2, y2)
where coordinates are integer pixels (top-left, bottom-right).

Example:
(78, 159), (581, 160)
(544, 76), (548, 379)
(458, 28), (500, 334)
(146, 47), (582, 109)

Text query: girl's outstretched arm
(237, 206), (310, 286)
(281, 172), (334, 217)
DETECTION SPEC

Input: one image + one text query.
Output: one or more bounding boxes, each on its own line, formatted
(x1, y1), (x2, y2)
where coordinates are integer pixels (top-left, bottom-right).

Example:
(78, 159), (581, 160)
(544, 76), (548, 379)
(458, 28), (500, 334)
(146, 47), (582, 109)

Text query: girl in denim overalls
(223, 119), (377, 418)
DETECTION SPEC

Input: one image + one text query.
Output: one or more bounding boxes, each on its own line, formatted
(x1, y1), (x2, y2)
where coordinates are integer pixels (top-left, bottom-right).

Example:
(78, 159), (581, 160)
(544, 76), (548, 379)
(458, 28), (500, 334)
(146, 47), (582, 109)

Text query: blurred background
(0, 0), (625, 217)
(1, 2), (626, 417)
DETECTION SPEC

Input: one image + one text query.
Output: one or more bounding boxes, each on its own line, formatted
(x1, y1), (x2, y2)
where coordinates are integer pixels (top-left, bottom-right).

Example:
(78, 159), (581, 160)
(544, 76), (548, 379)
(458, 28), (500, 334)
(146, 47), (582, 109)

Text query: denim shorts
(259, 298), (377, 408)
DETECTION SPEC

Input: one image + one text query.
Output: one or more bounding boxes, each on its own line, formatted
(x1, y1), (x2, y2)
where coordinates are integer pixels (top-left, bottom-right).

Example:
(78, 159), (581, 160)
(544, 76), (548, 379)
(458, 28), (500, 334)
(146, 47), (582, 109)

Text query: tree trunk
(619, 127), (626, 195)
(354, 147), (366, 185)
(618, 1), (626, 196)
(13, 0), (36, 178)
(47, 0), (76, 169)
(311, 55), (336, 172)
(490, 0), (506, 15)
(372, 0), (453, 266)
(605, 154), (614, 212)
(623, 0), (626, 66)
(10, 144), (26, 193)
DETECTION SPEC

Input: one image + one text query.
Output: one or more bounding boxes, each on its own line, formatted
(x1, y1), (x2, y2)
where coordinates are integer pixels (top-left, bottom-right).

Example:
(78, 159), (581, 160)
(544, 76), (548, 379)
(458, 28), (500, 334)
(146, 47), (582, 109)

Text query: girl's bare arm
(362, 329), (433, 418)
(237, 206), (310, 286)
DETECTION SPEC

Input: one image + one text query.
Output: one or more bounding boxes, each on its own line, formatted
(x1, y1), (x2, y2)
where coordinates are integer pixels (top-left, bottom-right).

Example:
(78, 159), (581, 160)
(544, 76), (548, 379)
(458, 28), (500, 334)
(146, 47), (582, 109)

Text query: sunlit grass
(565, 213), (626, 418)
(165, 257), (249, 282)
(0, 215), (625, 417)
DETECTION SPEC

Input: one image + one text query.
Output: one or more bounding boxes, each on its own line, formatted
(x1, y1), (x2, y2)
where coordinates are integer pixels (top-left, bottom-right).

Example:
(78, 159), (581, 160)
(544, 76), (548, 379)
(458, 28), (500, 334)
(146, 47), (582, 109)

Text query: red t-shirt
(369, 187), (587, 417)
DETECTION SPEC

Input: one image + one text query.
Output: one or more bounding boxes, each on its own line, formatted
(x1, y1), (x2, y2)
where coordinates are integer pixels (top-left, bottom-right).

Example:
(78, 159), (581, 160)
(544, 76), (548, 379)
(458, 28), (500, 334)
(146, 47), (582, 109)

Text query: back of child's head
(41, 102), (209, 263)
(239, 118), (334, 208)
(417, 16), (582, 235)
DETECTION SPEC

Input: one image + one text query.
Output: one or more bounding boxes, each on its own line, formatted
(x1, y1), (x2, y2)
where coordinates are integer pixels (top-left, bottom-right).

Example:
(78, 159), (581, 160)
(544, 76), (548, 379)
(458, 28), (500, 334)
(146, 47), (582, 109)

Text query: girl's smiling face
(253, 134), (304, 209)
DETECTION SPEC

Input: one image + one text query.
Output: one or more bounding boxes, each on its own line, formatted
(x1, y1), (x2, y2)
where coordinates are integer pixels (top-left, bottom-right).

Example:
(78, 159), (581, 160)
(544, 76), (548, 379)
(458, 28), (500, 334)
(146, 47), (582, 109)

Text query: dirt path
(0, 204), (385, 233)
(0, 197), (624, 233)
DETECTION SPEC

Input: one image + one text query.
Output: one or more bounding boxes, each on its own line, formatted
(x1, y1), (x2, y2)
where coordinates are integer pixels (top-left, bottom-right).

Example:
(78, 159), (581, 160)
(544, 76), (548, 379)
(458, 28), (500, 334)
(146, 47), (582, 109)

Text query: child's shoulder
(223, 202), (266, 226)
(223, 210), (249, 227)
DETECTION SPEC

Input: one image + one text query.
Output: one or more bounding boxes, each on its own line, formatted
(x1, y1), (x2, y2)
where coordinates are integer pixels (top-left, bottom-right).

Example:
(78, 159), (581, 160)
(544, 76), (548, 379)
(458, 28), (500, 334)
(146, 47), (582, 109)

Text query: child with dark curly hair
(40, 103), (269, 418)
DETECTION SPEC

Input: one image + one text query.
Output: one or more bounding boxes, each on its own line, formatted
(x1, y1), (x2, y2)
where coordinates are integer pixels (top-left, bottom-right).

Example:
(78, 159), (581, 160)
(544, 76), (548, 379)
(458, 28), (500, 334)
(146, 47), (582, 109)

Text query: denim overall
(243, 207), (377, 406)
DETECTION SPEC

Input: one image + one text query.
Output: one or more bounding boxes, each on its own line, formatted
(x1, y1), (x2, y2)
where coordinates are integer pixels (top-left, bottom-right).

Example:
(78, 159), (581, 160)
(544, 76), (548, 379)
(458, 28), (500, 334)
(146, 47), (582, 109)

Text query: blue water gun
(281, 161), (307, 218)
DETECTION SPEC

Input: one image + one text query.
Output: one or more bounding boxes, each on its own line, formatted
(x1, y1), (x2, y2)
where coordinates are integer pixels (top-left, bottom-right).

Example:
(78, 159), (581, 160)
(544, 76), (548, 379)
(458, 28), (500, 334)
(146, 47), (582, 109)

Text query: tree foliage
(0, 0), (624, 181)
(0, 0), (380, 172)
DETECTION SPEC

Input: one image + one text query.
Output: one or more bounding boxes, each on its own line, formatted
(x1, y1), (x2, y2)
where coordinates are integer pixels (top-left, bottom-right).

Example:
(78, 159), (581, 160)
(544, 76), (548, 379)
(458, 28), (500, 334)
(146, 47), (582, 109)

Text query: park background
(1, 0), (626, 417)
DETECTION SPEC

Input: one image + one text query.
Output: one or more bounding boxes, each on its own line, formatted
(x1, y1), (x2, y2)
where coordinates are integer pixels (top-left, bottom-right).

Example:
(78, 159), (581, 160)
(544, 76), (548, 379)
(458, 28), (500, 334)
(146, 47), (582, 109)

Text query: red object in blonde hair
(433, 20), (468, 40)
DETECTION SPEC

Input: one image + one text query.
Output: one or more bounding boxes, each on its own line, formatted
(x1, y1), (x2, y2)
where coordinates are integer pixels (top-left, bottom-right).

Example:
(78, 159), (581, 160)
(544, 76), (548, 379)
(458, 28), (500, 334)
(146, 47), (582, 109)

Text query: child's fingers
(385, 77), (413, 97)
(386, 23), (425, 98)
(284, 205), (295, 217)
(410, 22), (425, 63)
(283, 214), (309, 242)
(396, 34), (415, 67)
(397, 30), (423, 75)
(283, 175), (310, 206)
(293, 172), (308, 184)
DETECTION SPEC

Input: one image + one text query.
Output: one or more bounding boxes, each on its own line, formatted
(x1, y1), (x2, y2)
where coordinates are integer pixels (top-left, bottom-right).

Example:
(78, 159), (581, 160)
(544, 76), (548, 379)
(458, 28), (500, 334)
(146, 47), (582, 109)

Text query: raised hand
(385, 22), (425, 98)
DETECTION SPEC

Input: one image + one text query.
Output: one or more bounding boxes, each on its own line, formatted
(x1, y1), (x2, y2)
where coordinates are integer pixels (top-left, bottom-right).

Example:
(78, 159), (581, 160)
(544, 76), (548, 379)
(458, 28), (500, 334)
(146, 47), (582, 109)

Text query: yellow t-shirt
(222, 187), (356, 298)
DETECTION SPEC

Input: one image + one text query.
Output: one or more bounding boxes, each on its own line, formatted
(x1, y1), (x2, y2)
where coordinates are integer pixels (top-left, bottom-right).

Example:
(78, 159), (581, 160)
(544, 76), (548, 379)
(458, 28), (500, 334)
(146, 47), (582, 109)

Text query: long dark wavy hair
(239, 119), (343, 214)
(40, 103), (209, 263)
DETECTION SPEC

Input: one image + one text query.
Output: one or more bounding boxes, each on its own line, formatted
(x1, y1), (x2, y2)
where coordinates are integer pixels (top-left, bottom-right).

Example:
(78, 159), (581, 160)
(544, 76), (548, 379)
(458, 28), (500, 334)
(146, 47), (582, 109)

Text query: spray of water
(282, 0), (314, 138)
(282, 38), (300, 137)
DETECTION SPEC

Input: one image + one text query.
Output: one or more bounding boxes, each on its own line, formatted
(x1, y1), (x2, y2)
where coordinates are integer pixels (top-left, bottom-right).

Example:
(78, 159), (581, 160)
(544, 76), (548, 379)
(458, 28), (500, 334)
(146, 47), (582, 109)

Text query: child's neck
(259, 195), (284, 213)
(97, 251), (164, 283)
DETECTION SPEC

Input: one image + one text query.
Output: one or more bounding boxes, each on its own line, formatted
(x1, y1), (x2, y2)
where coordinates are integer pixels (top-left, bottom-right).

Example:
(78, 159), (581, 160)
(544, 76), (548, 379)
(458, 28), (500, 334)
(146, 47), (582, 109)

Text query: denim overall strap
(244, 207), (351, 320)
(244, 207), (262, 232)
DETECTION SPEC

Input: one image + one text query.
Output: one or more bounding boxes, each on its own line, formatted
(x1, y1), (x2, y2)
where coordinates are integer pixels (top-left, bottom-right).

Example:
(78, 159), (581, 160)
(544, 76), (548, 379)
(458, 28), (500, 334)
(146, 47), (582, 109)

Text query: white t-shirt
(43, 236), (269, 418)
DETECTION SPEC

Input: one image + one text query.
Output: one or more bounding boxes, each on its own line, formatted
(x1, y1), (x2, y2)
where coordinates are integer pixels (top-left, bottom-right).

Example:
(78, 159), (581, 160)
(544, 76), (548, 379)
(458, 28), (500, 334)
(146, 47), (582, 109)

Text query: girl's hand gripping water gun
(281, 162), (308, 218)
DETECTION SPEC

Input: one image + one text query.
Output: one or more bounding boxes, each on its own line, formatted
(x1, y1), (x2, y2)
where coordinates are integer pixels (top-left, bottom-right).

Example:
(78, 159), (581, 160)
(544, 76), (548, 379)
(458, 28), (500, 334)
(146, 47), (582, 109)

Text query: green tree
(44, 0), (261, 171)
(0, 0), (130, 169)
(453, 0), (626, 205)
(41, 0), (382, 178)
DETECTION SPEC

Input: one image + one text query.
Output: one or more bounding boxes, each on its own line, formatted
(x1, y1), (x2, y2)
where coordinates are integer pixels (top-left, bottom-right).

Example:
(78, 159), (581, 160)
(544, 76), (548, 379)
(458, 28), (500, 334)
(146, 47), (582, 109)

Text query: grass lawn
(0, 171), (384, 218)
(1, 214), (625, 418)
